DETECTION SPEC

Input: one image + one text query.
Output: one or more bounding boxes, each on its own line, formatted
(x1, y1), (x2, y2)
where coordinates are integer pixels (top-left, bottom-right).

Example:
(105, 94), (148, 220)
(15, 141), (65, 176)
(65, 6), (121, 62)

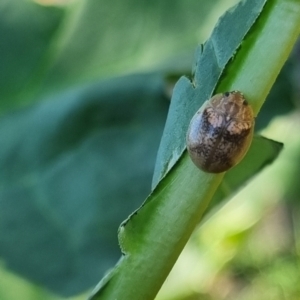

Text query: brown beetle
(186, 91), (254, 173)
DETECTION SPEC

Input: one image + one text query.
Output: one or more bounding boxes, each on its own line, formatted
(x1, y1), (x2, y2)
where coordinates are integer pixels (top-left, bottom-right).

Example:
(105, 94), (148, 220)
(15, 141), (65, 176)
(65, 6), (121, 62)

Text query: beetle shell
(186, 91), (254, 173)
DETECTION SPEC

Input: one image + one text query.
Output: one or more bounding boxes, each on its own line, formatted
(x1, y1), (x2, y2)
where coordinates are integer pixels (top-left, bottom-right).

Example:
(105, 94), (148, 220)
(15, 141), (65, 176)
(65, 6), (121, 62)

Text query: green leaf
(89, 0), (300, 299)
(152, 0), (268, 188)
(0, 74), (168, 296)
(0, 0), (239, 112)
(38, 0), (233, 95)
(0, 0), (63, 109)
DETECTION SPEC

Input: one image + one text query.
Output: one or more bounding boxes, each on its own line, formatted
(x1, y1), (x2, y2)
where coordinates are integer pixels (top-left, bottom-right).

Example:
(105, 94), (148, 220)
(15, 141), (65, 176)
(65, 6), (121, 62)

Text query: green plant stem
(217, 0), (300, 113)
(92, 156), (224, 300)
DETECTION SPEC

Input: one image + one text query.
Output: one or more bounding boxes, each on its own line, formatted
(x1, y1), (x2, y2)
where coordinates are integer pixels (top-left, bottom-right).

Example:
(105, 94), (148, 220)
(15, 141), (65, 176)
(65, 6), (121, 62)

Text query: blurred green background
(0, 0), (299, 299)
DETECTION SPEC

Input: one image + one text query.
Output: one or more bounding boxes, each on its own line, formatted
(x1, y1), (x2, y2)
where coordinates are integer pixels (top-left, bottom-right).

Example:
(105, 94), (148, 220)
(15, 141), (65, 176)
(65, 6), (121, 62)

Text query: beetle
(186, 91), (254, 173)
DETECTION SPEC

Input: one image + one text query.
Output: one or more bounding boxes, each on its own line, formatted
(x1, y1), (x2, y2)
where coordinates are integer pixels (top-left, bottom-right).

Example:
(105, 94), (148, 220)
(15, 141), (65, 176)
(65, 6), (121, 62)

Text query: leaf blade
(152, 0), (268, 188)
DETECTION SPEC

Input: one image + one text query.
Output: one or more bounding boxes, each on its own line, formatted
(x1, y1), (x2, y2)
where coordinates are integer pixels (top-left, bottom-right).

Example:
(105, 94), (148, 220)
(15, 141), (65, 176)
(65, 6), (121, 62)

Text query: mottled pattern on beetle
(186, 91), (254, 173)
(206, 107), (223, 128)
(226, 119), (252, 135)
(191, 111), (251, 172)
(189, 110), (220, 163)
